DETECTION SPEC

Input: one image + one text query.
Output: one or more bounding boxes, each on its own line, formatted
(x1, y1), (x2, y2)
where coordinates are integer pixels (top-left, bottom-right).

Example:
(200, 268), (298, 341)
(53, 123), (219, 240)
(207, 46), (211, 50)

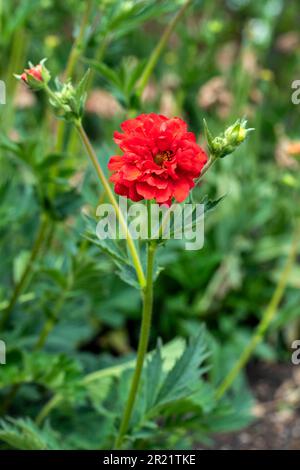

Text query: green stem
(6, 28), (27, 96)
(136, 0), (192, 97)
(36, 395), (62, 426)
(55, 0), (93, 151)
(3, 27), (27, 131)
(114, 242), (156, 450)
(216, 222), (300, 400)
(195, 155), (217, 184)
(64, 1), (93, 81)
(64, 33), (109, 159)
(0, 215), (48, 330)
(75, 122), (146, 289)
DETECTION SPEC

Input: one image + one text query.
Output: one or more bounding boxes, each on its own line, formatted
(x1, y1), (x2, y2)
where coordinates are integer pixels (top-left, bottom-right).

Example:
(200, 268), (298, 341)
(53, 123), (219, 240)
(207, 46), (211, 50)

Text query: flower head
(15, 59), (50, 90)
(108, 113), (208, 205)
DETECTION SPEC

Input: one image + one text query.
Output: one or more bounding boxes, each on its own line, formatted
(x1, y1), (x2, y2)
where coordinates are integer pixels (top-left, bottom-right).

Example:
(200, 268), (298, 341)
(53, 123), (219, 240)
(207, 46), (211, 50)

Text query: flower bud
(50, 82), (76, 114)
(15, 59), (50, 90)
(48, 70), (90, 122)
(204, 118), (254, 159)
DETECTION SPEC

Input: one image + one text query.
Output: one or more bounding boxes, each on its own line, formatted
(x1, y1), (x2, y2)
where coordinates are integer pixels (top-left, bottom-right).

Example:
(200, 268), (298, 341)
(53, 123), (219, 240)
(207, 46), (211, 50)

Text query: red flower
(108, 113), (208, 205)
(21, 64), (43, 83)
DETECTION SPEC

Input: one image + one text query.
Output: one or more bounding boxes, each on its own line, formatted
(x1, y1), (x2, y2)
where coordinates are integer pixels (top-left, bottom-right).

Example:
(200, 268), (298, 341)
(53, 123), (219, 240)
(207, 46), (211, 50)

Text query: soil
(206, 361), (300, 450)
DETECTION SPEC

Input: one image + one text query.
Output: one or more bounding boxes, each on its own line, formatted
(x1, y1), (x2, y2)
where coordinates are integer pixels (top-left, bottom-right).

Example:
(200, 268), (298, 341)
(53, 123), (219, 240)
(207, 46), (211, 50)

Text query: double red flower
(108, 113), (207, 205)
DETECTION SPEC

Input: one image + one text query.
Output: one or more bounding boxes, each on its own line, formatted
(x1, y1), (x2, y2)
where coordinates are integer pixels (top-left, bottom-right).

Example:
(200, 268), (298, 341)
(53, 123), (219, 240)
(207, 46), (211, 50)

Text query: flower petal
(136, 182), (156, 200)
(173, 180), (191, 202)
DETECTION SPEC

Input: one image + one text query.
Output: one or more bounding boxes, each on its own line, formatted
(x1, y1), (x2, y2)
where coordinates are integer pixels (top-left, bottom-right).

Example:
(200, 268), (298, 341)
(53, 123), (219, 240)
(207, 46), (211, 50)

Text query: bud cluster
(15, 59), (89, 122)
(204, 118), (254, 159)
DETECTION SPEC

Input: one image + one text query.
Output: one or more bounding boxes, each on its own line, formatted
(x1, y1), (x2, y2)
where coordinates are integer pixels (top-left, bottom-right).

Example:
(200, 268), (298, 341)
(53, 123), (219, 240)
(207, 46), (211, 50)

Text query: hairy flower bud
(204, 118), (254, 159)
(47, 70), (90, 122)
(15, 59), (50, 90)
(50, 82), (76, 115)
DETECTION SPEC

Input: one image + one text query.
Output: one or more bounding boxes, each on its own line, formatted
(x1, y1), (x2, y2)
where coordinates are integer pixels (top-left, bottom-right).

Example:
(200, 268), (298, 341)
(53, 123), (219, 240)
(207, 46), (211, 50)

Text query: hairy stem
(36, 395), (62, 426)
(195, 155), (217, 184)
(114, 242), (156, 449)
(216, 222), (300, 400)
(76, 122), (146, 288)
(65, 33), (109, 158)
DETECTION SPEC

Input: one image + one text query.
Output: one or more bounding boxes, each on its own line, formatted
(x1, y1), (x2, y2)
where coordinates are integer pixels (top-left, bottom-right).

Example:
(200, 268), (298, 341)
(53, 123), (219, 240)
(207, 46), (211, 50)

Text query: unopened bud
(15, 59), (50, 90)
(204, 118), (254, 159)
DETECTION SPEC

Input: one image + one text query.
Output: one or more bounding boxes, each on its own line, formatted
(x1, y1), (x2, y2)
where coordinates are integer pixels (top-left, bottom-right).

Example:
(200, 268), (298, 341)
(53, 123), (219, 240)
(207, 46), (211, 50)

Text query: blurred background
(0, 0), (300, 450)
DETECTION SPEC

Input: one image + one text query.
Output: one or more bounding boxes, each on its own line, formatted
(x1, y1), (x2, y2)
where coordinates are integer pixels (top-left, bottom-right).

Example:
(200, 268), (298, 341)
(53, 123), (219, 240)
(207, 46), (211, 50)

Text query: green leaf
(115, 262), (140, 290)
(85, 216), (144, 288)
(36, 153), (64, 171)
(0, 351), (83, 398)
(156, 327), (210, 407)
(45, 188), (82, 221)
(75, 69), (91, 101)
(203, 118), (214, 150)
(0, 418), (61, 450)
(201, 194), (226, 213)
(13, 250), (30, 283)
(86, 232), (128, 266)
(85, 60), (122, 88)
(187, 381), (216, 414)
